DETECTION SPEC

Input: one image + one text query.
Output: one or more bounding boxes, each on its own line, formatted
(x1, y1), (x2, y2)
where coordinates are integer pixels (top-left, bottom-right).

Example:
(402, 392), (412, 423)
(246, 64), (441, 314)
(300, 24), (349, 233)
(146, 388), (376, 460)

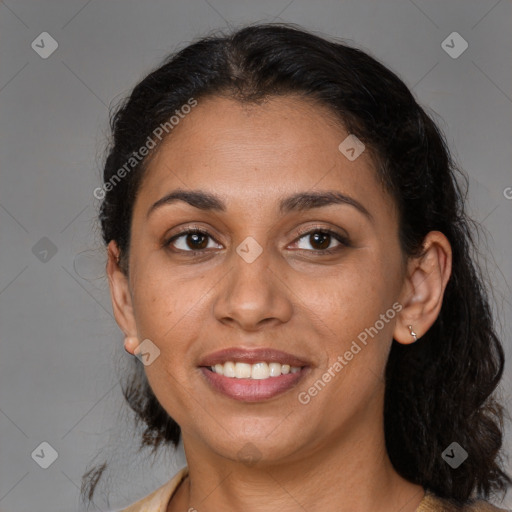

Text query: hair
(82, 22), (510, 507)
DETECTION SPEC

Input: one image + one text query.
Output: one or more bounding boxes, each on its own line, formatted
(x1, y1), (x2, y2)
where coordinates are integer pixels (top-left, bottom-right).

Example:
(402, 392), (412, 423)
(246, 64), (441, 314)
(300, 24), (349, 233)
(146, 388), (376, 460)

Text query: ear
(106, 241), (138, 354)
(394, 231), (452, 345)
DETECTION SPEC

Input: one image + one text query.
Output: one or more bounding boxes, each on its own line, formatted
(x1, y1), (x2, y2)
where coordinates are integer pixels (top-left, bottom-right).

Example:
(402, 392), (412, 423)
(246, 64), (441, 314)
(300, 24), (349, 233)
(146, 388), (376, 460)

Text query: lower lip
(200, 367), (307, 402)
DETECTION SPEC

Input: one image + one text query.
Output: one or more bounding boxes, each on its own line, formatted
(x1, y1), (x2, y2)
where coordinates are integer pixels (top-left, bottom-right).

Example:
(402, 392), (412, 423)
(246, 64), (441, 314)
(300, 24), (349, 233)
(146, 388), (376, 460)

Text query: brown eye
(185, 232), (208, 250)
(166, 229), (222, 252)
(293, 229), (350, 253)
(309, 232), (331, 250)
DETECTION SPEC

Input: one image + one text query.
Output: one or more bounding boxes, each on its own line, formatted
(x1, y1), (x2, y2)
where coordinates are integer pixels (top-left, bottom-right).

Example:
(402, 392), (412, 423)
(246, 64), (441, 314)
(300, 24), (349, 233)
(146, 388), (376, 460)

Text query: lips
(198, 347), (311, 402)
(198, 347), (310, 368)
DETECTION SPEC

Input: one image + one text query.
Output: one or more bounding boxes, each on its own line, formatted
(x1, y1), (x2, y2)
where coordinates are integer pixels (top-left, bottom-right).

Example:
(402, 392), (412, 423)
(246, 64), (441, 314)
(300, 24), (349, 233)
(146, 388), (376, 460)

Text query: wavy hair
(82, 23), (510, 507)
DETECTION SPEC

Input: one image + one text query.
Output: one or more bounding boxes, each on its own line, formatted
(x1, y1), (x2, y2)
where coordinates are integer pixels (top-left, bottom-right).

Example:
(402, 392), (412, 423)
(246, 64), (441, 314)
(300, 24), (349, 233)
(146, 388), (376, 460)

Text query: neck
(169, 396), (424, 512)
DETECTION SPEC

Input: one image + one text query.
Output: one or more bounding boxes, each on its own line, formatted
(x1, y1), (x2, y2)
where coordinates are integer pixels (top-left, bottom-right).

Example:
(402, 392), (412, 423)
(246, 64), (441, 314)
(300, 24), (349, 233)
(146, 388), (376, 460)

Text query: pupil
(311, 232), (330, 249)
(188, 233), (207, 250)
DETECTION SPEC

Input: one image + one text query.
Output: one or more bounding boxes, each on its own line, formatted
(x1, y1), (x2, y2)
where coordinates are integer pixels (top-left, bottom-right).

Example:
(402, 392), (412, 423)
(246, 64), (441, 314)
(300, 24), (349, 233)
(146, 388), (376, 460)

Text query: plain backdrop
(0, 1), (511, 511)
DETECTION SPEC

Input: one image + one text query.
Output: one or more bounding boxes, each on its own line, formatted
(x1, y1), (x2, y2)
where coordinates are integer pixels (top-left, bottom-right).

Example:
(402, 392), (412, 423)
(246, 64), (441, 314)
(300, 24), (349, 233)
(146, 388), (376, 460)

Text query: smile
(198, 347), (311, 401)
(209, 361), (302, 379)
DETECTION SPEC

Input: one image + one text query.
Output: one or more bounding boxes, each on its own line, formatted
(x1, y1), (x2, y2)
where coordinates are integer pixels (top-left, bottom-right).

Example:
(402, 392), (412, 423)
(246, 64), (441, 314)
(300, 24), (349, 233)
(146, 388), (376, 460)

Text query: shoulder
(117, 466), (189, 512)
(418, 491), (510, 512)
(462, 502), (510, 512)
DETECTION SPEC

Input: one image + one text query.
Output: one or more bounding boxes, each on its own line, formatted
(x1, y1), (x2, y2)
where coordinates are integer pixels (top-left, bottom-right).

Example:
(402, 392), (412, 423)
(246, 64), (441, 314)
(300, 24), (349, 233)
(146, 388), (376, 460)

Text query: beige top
(119, 467), (509, 512)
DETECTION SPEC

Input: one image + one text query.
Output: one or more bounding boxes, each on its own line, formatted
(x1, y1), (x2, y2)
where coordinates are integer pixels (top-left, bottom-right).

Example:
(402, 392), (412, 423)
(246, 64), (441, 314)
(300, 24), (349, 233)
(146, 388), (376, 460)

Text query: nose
(212, 244), (293, 332)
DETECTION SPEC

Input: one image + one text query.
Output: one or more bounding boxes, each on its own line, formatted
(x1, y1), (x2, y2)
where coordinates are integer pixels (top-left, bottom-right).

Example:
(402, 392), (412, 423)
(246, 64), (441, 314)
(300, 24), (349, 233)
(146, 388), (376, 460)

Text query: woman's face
(121, 95), (409, 465)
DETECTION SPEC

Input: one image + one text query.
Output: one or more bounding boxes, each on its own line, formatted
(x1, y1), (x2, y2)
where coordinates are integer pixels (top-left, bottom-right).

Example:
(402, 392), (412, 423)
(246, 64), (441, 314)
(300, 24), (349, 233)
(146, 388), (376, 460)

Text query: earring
(408, 325), (418, 342)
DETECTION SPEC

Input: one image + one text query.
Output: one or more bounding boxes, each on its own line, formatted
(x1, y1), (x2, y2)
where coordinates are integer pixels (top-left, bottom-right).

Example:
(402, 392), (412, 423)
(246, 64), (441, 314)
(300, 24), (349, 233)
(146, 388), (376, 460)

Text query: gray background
(1, 1), (511, 511)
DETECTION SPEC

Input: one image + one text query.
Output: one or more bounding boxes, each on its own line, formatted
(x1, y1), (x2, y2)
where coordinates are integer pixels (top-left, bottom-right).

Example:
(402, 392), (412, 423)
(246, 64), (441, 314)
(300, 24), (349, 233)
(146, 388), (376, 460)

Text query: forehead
(134, 95), (394, 221)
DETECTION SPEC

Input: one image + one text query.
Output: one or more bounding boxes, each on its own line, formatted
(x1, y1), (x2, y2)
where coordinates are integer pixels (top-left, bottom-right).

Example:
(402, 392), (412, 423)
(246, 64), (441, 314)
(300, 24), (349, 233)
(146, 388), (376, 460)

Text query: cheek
(131, 271), (185, 341)
(310, 253), (400, 358)
(130, 267), (215, 361)
(129, 272), (206, 416)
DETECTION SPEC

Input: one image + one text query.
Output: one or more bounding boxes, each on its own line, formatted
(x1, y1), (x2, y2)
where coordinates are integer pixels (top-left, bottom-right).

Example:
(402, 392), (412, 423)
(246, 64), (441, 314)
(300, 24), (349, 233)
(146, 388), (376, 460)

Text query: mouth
(198, 348), (311, 402)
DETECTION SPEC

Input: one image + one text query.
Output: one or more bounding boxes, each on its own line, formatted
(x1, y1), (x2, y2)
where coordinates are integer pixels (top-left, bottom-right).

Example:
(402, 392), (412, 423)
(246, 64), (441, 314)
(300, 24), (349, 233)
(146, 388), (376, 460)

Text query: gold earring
(408, 325), (418, 342)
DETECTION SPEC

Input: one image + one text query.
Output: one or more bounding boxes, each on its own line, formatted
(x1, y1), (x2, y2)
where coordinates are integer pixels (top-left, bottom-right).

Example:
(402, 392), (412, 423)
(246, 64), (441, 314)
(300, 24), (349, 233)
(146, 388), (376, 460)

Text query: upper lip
(199, 348), (310, 367)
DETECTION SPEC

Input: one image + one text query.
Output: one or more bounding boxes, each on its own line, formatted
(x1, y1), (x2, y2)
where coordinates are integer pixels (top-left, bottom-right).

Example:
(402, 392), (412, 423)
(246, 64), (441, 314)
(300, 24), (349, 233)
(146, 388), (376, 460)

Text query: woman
(83, 23), (511, 511)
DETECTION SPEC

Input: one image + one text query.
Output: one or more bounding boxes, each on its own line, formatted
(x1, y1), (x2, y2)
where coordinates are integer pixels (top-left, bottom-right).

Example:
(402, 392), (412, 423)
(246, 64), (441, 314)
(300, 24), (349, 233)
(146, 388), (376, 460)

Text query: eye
(164, 226), (350, 255)
(165, 228), (222, 253)
(292, 228), (350, 253)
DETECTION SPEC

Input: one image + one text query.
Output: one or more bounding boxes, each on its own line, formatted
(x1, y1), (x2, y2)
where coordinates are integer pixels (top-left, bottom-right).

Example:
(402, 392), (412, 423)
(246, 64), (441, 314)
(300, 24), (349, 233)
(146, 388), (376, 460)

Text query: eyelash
(164, 225), (351, 256)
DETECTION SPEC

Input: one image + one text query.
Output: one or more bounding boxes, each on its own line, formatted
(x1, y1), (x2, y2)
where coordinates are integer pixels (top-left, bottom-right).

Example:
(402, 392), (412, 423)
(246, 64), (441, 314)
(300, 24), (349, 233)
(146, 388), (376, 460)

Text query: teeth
(209, 361), (302, 378)
(251, 362), (269, 379)
(223, 361), (236, 377)
(235, 362), (251, 378)
(269, 362), (282, 376)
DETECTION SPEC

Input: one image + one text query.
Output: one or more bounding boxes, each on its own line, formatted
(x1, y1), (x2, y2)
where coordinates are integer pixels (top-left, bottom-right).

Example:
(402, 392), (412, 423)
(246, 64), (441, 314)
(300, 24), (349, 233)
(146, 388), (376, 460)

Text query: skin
(107, 95), (452, 512)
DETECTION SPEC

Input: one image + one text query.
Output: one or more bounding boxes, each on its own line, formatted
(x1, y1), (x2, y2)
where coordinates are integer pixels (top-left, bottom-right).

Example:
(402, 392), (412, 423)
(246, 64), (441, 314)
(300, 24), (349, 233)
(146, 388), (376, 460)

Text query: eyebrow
(147, 189), (373, 222)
